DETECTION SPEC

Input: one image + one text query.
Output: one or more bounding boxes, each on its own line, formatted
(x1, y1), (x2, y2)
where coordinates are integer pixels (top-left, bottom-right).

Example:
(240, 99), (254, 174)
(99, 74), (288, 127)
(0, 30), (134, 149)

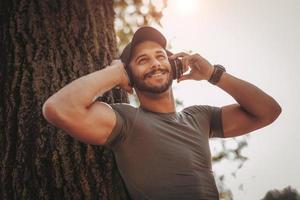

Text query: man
(42, 26), (281, 199)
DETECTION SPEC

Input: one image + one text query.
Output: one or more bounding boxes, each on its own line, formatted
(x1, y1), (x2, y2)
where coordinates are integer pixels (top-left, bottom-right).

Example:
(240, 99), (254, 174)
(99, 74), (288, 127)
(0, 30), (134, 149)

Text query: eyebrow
(134, 50), (166, 62)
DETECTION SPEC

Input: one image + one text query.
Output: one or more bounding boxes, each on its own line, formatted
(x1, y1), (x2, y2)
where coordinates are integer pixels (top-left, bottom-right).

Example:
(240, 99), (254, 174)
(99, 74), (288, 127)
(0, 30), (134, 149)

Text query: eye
(138, 58), (148, 64)
(157, 55), (166, 60)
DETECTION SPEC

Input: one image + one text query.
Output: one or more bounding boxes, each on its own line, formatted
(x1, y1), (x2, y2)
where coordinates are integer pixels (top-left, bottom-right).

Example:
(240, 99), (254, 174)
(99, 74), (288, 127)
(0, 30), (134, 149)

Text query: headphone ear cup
(177, 59), (183, 78)
(125, 65), (134, 87)
(175, 59), (183, 79)
(168, 58), (177, 79)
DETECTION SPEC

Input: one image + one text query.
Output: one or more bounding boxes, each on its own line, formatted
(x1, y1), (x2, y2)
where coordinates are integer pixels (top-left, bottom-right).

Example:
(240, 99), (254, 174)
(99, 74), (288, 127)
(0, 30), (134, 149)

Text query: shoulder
(182, 105), (224, 138)
(110, 103), (136, 110)
(182, 105), (222, 122)
(110, 103), (139, 119)
(104, 103), (139, 148)
(182, 105), (214, 115)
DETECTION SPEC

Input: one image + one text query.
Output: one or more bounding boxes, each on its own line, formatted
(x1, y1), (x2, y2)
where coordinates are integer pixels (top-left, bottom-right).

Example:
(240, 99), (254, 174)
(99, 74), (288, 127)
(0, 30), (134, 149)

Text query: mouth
(144, 69), (168, 79)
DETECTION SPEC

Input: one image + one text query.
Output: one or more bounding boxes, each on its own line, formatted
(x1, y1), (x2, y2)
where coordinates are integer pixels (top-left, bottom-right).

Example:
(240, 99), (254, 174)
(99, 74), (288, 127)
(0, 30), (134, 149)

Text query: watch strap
(208, 64), (226, 85)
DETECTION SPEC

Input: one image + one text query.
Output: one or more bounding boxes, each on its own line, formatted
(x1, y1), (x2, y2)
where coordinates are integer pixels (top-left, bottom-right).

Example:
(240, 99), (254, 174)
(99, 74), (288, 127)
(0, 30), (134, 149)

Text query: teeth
(146, 70), (167, 78)
(152, 73), (163, 76)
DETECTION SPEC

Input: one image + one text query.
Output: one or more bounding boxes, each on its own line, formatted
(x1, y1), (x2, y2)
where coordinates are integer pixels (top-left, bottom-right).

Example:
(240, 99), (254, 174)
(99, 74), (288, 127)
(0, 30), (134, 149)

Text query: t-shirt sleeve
(208, 106), (224, 138)
(184, 105), (224, 138)
(104, 104), (130, 149)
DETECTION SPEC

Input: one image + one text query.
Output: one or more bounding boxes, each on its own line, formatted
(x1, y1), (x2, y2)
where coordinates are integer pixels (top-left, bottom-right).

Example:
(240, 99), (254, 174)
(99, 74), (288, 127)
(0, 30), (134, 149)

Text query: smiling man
(42, 26), (281, 200)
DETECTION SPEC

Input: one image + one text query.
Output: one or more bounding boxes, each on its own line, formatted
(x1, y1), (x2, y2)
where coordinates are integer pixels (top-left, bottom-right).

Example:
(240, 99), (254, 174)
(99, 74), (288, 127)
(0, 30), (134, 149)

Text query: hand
(169, 52), (214, 82)
(110, 60), (133, 94)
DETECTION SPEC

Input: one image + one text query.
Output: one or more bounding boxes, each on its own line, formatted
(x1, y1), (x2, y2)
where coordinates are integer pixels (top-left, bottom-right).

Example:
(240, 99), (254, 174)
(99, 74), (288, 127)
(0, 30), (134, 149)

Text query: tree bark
(0, 0), (129, 199)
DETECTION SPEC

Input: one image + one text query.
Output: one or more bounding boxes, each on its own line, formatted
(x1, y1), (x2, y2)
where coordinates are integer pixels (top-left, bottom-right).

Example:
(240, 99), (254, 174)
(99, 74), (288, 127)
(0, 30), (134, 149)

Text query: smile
(151, 72), (165, 77)
(145, 70), (168, 79)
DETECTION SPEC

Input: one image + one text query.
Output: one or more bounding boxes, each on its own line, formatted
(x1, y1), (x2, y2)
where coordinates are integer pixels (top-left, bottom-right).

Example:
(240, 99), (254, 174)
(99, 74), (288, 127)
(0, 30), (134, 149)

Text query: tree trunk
(0, 0), (129, 199)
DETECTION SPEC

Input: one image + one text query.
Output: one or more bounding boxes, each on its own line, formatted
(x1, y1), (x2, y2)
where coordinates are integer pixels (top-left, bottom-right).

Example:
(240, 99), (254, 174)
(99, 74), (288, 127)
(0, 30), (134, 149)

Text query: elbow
(42, 98), (87, 130)
(271, 102), (282, 121)
(264, 103), (282, 125)
(42, 99), (60, 125)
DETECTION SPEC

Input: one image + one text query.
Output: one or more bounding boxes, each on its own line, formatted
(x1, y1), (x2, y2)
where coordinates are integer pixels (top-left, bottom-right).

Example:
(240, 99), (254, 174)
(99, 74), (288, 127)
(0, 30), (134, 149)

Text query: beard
(131, 68), (173, 94)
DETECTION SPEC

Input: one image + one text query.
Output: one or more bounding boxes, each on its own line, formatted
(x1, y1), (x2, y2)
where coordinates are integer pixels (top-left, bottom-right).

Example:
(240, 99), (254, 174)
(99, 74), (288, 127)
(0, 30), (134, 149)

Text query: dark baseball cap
(120, 26), (172, 66)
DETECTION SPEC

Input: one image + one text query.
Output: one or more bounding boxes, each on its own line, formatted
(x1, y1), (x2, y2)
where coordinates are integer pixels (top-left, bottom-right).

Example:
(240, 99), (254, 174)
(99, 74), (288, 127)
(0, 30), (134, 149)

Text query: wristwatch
(208, 64), (226, 85)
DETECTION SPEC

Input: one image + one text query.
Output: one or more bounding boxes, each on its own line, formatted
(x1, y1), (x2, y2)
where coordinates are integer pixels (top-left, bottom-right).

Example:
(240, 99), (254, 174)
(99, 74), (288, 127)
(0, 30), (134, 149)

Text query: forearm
(44, 65), (122, 112)
(216, 72), (281, 121)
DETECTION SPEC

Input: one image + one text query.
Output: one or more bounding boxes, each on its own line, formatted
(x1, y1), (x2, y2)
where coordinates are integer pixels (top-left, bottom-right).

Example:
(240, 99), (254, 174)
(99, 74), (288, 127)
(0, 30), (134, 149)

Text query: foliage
(114, 0), (167, 52)
(212, 137), (248, 199)
(261, 186), (300, 200)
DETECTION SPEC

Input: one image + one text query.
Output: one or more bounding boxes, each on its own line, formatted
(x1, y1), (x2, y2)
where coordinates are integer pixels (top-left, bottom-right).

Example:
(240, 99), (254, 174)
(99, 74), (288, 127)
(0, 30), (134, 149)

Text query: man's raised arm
(216, 72), (281, 137)
(42, 61), (131, 145)
(170, 52), (281, 138)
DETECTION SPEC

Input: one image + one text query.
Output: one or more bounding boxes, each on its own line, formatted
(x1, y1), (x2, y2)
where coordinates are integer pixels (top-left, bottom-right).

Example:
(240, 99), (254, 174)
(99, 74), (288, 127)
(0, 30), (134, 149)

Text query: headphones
(125, 57), (183, 87)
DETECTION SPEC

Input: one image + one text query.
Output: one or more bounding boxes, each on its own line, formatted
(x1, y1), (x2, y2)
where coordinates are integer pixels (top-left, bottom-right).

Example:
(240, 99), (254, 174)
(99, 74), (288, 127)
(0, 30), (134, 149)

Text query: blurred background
(114, 0), (300, 199)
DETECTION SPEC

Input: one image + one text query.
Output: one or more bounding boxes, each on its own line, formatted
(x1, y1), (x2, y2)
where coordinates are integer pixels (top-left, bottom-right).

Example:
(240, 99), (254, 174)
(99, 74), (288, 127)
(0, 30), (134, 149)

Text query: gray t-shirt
(105, 104), (224, 200)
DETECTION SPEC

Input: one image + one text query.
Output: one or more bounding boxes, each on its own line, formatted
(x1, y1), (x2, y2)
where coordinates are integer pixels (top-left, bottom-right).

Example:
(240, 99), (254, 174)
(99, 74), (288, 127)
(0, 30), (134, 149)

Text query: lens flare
(174, 0), (199, 14)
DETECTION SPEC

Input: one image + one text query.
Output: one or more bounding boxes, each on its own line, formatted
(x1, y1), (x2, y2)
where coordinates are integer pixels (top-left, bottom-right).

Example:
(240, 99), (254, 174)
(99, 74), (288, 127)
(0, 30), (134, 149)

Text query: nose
(150, 57), (161, 69)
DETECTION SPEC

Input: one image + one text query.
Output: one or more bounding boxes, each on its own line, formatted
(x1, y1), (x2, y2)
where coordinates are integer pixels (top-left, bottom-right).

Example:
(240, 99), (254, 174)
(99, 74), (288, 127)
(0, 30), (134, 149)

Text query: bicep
(221, 104), (267, 138)
(56, 102), (117, 145)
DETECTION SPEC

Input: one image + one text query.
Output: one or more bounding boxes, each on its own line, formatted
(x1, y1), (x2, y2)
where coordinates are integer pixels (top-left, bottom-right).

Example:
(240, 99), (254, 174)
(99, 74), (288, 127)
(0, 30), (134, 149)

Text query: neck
(136, 88), (176, 113)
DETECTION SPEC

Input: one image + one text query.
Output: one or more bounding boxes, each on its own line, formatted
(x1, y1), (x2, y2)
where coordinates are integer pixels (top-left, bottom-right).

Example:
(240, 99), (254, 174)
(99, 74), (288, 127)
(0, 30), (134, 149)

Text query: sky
(150, 0), (300, 199)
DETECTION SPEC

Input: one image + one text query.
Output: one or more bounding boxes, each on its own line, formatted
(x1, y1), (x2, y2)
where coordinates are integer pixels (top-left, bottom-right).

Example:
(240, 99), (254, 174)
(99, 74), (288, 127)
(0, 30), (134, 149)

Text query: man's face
(129, 41), (173, 93)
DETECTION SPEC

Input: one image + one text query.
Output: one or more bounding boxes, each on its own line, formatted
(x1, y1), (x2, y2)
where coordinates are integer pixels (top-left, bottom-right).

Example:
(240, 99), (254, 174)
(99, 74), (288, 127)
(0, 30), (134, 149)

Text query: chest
(121, 113), (212, 168)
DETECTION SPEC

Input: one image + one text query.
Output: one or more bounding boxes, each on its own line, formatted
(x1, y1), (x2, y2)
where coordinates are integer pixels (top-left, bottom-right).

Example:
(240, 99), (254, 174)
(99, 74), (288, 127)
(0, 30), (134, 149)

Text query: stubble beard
(132, 70), (173, 94)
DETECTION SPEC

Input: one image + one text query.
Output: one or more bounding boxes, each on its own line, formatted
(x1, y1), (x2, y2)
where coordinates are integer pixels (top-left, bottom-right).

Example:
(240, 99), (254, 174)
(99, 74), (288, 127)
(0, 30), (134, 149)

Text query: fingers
(169, 52), (189, 59)
(181, 57), (190, 73)
(169, 52), (190, 75)
(120, 83), (133, 94)
(124, 86), (134, 94)
(117, 85), (133, 94)
(169, 52), (208, 82)
(177, 73), (192, 82)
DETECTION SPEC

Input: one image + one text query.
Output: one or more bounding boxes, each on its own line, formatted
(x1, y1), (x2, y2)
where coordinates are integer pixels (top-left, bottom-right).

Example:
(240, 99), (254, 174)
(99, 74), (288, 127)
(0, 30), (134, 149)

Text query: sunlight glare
(174, 0), (199, 14)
